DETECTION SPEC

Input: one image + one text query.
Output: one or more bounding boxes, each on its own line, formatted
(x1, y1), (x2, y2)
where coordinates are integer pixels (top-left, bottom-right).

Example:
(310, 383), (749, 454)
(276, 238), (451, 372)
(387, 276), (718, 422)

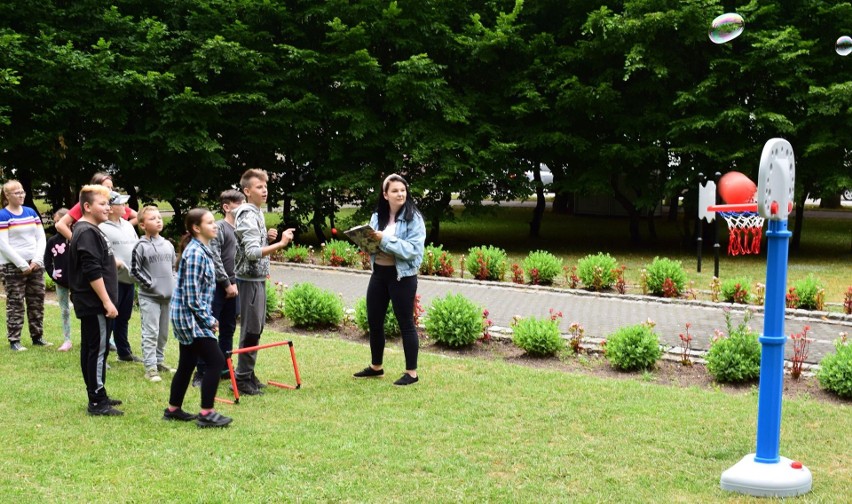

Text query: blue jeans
(196, 284), (238, 375)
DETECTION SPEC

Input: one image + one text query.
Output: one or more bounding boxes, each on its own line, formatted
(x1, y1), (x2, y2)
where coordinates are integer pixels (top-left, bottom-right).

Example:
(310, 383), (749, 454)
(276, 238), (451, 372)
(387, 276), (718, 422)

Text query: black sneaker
(393, 374), (419, 386)
(196, 411), (233, 428)
(353, 367), (384, 378)
(31, 338), (53, 347)
(87, 403), (124, 416)
(191, 371), (204, 388)
(9, 342), (27, 352)
(250, 373), (267, 389)
(233, 379), (263, 396)
(107, 398), (123, 406)
(118, 354), (143, 363)
(163, 407), (198, 422)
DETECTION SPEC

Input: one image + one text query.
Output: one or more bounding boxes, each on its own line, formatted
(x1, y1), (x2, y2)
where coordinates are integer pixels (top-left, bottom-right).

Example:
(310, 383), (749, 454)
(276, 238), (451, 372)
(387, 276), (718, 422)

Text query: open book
(343, 224), (381, 254)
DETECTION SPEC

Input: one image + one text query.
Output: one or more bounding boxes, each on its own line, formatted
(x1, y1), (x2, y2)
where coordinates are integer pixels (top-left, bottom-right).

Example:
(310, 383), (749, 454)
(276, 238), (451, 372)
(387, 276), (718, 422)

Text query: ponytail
(177, 207), (212, 256)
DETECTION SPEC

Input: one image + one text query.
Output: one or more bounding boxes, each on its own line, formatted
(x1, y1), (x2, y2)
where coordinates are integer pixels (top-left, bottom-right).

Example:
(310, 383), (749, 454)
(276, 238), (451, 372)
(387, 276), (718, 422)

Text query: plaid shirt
(170, 238), (217, 345)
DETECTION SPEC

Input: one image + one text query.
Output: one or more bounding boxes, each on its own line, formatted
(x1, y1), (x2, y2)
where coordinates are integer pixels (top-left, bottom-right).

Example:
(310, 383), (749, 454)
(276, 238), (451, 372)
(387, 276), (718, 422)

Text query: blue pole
(754, 219), (790, 464)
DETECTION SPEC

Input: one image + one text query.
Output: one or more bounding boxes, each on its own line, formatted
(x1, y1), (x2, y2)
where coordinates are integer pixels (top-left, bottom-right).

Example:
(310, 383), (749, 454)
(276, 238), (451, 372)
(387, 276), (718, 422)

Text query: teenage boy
(233, 169), (294, 395)
(69, 185), (122, 416)
(131, 206), (176, 383)
(193, 189), (245, 387)
(99, 191), (143, 365)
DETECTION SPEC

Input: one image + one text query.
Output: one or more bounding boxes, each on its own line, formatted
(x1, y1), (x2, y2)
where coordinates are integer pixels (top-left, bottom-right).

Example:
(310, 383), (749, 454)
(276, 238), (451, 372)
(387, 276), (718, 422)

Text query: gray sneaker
(145, 368), (162, 383)
(10, 342), (27, 352)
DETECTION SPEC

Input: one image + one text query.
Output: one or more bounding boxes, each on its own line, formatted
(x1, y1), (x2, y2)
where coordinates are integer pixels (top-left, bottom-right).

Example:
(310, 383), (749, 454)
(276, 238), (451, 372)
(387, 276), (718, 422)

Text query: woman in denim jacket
(353, 174), (425, 386)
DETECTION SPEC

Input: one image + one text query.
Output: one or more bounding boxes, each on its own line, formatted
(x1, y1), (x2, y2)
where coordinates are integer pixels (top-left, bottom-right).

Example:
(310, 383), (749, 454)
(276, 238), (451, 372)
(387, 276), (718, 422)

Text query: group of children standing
(2, 168), (291, 428)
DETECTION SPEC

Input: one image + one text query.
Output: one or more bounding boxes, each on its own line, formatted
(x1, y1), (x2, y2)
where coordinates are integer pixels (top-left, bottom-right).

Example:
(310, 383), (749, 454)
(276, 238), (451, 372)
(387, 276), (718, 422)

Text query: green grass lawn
(1, 304), (850, 502)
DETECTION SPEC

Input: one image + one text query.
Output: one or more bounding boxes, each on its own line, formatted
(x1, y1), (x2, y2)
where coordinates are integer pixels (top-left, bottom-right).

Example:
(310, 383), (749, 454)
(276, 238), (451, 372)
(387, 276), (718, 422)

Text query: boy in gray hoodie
(130, 206), (176, 383)
(233, 169), (294, 395)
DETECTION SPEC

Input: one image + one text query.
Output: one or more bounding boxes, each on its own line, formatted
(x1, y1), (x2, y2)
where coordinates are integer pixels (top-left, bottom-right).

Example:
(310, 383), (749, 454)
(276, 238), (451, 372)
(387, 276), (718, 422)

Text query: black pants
(169, 338), (226, 410)
(366, 264), (419, 370)
(108, 282), (135, 358)
(80, 314), (111, 406)
(197, 285), (238, 375)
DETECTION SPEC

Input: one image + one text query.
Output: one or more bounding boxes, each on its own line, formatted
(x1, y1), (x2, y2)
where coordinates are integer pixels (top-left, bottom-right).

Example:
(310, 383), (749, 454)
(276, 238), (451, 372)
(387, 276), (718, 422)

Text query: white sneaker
(145, 368), (162, 383)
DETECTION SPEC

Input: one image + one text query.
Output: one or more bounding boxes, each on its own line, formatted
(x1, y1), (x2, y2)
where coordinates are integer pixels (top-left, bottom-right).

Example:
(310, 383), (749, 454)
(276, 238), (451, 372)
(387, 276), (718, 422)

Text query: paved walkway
(270, 263), (851, 364)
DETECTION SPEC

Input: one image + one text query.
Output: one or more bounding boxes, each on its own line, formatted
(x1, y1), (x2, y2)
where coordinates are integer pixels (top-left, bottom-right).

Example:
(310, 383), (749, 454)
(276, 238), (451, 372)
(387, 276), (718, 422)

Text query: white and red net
(719, 211), (764, 255)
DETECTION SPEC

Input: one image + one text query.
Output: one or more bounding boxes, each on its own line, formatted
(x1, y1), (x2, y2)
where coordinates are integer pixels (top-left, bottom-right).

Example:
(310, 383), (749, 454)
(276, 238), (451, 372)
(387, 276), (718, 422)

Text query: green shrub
(577, 253), (618, 291)
(352, 297), (400, 338)
(512, 316), (564, 356)
(817, 336), (852, 398)
(604, 322), (662, 371)
(284, 245), (310, 264)
(720, 277), (752, 304)
(465, 245), (508, 281)
(420, 244), (455, 277)
(43, 272), (56, 292)
(522, 250), (563, 285)
(706, 310), (761, 383)
(788, 274), (826, 310)
(644, 257), (687, 297)
(282, 283), (343, 329)
(424, 294), (483, 347)
(265, 280), (284, 319)
(321, 239), (358, 267)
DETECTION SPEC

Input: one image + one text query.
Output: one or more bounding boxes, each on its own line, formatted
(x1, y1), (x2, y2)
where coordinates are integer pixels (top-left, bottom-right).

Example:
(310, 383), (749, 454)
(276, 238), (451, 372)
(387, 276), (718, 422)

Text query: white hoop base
(721, 454), (812, 497)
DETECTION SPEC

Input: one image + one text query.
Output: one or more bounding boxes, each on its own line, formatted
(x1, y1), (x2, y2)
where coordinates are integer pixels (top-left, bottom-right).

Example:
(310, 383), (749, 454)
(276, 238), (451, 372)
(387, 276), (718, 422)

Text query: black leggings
(169, 338), (226, 410)
(366, 264), (419, 370)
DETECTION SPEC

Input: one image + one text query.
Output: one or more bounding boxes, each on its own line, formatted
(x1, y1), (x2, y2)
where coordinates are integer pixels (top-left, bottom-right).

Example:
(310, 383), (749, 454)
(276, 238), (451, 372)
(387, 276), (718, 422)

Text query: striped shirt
(0, 206), (46, 270)
(169, 238), (217, 345)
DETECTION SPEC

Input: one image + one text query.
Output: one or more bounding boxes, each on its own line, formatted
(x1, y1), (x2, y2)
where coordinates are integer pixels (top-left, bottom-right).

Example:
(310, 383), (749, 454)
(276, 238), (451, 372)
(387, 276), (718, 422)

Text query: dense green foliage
(1, 0), (848, 246)
(577, 253), (618, 291)
(353, 297), (400, 338)
(283, 245), (310, 264)
(424, 293), (483, 347)
(817, 337), (852, 398)
(420, 244), (455, 277)
(604, 323), (662, 371)
(706, 310), (761, 383)
(789, 274), (826, 310)
(466, 245), (508, 281)
(282, 283), (343, 329)
(265, 280), (283, 319)
(321, 239), (359, 267)
(720, 277), (753, 304)
(644, 257), (688, 297)
(522, 250), (562, 285)
(512, 316), (564, 356)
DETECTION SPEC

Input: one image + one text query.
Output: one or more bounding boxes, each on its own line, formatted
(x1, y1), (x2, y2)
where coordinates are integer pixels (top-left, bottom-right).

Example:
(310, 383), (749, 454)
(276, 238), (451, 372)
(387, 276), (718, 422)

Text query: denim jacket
(369, 211), (426, 279)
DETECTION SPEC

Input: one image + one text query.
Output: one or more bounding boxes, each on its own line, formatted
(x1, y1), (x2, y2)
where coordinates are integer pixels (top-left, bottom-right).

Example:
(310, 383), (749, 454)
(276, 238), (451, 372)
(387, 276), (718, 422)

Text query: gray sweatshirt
(99, 218), (139, 284)
(210, 219), (237, 288)
(130, 235), (176, 300)
(234, 203), (269, 281)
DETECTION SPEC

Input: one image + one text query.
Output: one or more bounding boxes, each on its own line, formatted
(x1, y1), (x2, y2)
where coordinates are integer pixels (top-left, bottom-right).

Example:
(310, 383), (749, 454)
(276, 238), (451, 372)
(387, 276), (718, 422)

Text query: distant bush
(353, 297), (400, 338)
(787, 274), (825, 310)
(283, 283), (343, 329)
(512, 315), (564, 356)
(644, 257), (687, 297)
(522, 250), (563, 285)
(465, 245), (507, 281)
(43, 272), (56, 292)
(706, 310), (761, 383)
(284, 245), (310, 264)
(604, 322), (661, 371)
(720, 277), (752, 304)
(420, 244), (455, 277)
(265, 280), (284, 319)
(320, 239), (358, 267)
(577, 253), (618, 291)
(425, 294), (483, 347)
(817, 335), (852, 398)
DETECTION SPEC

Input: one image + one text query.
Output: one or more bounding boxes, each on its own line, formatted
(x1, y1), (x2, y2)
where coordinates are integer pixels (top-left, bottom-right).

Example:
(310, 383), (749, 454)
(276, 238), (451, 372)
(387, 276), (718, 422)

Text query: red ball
(718, 171), (757, 204)
(331, 228), (337, 236)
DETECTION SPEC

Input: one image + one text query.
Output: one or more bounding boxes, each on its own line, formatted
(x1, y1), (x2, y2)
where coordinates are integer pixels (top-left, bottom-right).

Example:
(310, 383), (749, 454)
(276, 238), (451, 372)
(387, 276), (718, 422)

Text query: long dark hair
(178, 207), (211, 255)
(375, 174), (421, 230)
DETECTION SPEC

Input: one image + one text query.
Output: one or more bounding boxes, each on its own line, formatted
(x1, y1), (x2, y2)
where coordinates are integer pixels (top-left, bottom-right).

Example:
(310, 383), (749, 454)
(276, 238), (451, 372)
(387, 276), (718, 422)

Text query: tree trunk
(312, 207), (326, 244)
(819, 192), (841, 209)
(791, 198), (805, 252)
(551, 191), (574, 214)
(647, 208), (657, 241)
(427, 192), (452, 244)
(610, 176), (642, 244)
(529, 164), (545, 237)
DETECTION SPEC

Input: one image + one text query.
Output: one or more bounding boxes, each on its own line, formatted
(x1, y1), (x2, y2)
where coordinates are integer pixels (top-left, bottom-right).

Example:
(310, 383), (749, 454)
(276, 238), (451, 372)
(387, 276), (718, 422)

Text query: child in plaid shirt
(163, 208), (231, 428)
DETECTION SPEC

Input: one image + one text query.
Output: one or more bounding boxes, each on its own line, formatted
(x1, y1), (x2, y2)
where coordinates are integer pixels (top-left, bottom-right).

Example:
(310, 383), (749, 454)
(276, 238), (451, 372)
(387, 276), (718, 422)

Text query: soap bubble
(837, 36), (852, 57)
(709, 13), (745, 44)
